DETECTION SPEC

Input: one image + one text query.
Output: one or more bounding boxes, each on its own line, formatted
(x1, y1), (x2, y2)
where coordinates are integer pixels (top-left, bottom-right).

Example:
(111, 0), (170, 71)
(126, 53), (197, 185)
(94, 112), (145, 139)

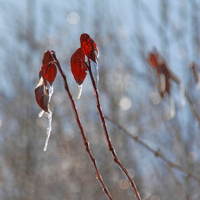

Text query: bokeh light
(67, 12), (80, 25)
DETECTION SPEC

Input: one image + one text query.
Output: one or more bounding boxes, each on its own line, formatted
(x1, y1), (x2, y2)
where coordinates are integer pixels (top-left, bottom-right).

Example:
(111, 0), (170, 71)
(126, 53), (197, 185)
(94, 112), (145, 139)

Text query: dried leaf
(42, 50), (57, 85)
(80, 33), (98, 63)
(42, 63), (57, 85)
(148, 53), (159, 72)
(34, 77), (49, 112)
(42, 50), (54, 65)
(70, 48), (87, 85)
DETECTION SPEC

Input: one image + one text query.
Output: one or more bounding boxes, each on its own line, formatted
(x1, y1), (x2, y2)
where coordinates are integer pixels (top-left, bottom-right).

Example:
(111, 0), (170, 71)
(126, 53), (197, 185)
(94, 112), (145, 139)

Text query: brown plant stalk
(52, 52), (113, 200)
(104, 115), (200, 186)
(87, 60), (141, 200)
(185, 91), (200, 127)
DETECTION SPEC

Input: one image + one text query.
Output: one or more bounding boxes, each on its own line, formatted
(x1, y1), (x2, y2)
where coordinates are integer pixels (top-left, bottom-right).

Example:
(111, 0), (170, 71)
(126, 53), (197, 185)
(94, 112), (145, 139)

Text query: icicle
(38, 110), (44, 118)
(43, 85), (54, 152)
(77, 84), (82, 99)
(48, 85), (54, 102)
(95, 62), (99, 86)
(159, 73), (166, 93)
(91, 61), (99, 86)
(179, 83), (185, 107)
(43, 111), (52, 152)
(169, 96), (175, 119)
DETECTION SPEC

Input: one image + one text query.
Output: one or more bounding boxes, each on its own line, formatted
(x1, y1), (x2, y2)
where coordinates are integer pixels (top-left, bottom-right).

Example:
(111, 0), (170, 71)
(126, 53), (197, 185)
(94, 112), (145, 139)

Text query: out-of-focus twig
(185, 91), (200, 127)
(104, 115), (200, 186)
(167, 167), (190, 200)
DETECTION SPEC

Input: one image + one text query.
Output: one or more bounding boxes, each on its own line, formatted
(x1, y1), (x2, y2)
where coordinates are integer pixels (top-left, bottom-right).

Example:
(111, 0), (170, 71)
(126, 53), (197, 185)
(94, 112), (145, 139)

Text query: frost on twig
(95, 62), (99, 86)
(77, 84), (82, 99)
(90, 61), (99, 86)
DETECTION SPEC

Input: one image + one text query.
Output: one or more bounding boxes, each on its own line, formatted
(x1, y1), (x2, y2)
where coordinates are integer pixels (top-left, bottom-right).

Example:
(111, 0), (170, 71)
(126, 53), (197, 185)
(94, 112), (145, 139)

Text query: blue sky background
(0, 0), (200, 199)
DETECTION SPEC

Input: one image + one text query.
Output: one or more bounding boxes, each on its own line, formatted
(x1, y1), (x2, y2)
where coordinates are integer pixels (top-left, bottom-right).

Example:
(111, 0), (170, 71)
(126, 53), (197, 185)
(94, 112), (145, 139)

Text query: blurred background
(0, 0), (200, 199)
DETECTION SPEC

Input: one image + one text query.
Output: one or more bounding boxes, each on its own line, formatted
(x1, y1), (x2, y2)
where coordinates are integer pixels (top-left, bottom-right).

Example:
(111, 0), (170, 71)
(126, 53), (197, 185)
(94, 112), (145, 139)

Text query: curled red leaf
(42, 63), (57, 85)
(80, 33), (98, 63)
(42, 50), (54, 65)
(42, 50), (57, 85)
(148, 51), (181, 97)
(34, 77), (49, 112)
(148, 53), (159, 72)
(70, 48), (87, 85)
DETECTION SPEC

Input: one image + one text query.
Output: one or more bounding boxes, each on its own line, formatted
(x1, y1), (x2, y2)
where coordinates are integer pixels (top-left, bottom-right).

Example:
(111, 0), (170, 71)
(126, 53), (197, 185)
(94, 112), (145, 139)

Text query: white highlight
(91, 61), (99, 86)
(95, 62), (99, 86)
(169, 97), (175, 118)
(77, 84), (82, 99)
(43, 111), (52, 152)
(119, 97), (132, 111)
(43, 85), (54, 151)
(48, 86), (54, 102)
(38, 110), (44, 118)
(150, 92), (161, 105)
(67, 12), (80, 25)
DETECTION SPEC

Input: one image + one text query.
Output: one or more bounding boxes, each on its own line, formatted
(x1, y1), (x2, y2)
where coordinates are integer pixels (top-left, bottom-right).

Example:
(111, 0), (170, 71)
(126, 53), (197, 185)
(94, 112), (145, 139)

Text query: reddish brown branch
(87, 60), (141, 200)
(104, 115), (200, 186)
(51, 52), (113, 200)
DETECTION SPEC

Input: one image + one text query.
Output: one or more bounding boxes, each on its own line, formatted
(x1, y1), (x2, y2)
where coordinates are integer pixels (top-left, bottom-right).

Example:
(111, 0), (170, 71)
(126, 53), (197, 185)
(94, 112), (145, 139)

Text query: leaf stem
(51, 51), (113, 200)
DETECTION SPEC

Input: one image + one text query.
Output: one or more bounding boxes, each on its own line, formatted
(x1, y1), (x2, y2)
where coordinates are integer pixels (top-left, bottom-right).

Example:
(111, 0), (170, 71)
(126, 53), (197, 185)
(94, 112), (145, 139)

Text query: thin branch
(104, 115), (200, 186)
(51, 51), (113, 200)
(87, 60), (141, 200)
(167, 167), (190, 200)
(185, 91), (200, 127)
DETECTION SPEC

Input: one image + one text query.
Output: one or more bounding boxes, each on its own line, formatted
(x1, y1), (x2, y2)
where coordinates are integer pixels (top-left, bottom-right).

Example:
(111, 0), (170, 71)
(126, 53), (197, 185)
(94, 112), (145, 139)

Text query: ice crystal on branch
(34, 50), (57, 151)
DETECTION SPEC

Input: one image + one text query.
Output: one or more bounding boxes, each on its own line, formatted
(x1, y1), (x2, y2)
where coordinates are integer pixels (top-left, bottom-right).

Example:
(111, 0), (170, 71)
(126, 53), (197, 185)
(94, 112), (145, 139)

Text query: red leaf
(42, 50), (54, 65)
(42, 64), (57, 85)
(80, 33), (98, 63)
(42, 50), (57, 85)
(70, 48), (87, 85)
(148, 53), (159, 72)
(34, 77), (49, 112)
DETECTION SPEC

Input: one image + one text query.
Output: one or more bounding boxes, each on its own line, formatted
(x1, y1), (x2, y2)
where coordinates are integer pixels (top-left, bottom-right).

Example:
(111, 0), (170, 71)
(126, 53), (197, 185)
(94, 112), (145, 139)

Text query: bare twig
(185, 91), (200, 127)
(167, 167), (190, 200)
(104, 115), (200, 186)
(52, 51), (113, 200)
(87, 60), (141, 200)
